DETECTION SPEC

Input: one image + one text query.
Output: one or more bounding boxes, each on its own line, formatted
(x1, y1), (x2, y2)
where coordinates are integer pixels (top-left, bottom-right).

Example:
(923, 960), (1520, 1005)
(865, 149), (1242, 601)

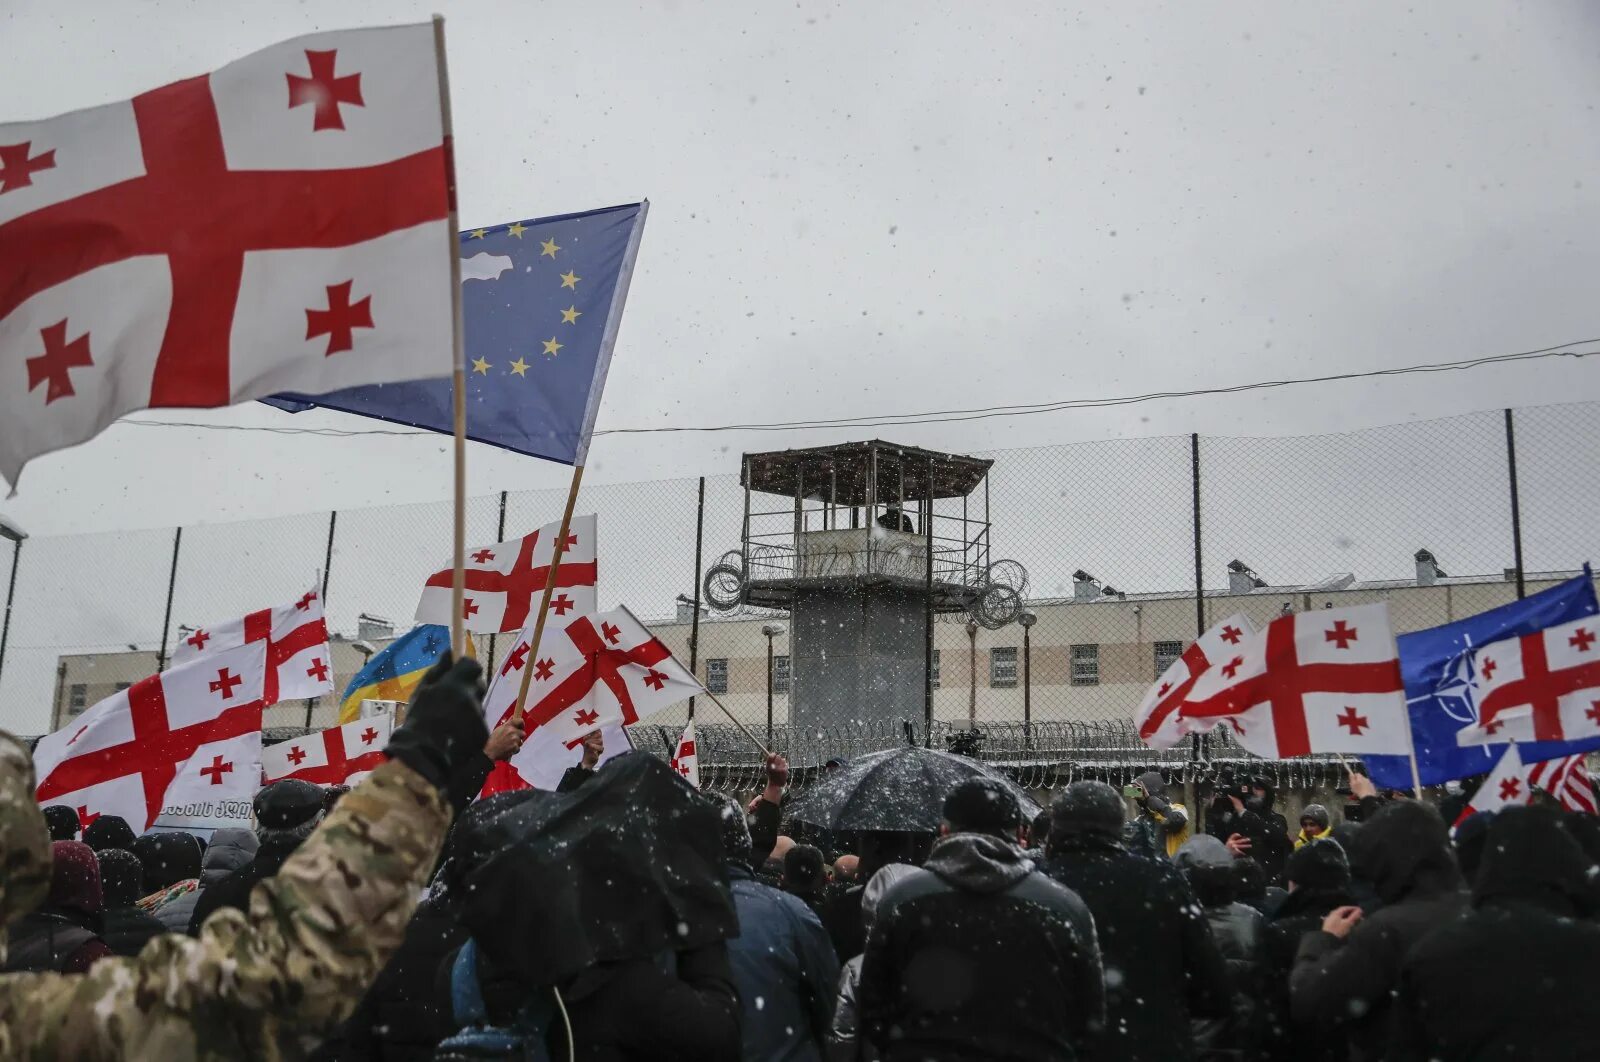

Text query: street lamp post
(762, 623), (785, 744)
(0, 516), (26, 688)
(1019, 611), (1037, 748)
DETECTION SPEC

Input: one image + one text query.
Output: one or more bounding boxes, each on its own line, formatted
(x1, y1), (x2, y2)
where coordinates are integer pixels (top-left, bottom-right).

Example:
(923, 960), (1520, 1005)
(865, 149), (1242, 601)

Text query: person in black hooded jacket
(859, 777), (1104, 1062)
(1290, 800), (1465, 1062)
(1263, 839), (1354, 1062)
(94, 847), (167, 958)
(1392, 805), (1600, 1061)
(1043, 780), (1228, 1062)
(1173, 835), (1265, 1062)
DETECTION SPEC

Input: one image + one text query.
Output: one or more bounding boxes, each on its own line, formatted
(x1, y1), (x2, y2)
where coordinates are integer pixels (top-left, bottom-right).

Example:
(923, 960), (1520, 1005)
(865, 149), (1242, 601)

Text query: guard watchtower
(706, 441), (1005, 731)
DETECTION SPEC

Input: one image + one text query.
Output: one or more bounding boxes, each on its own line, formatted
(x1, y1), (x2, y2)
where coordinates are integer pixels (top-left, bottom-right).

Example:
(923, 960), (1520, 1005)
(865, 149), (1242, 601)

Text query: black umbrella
(457, 751), (738, 987)
(785, 746), (1041, 833)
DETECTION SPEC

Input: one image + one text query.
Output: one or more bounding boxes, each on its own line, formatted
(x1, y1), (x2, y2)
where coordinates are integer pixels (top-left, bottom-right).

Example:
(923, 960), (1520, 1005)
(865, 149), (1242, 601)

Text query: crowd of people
(2, 653), (1598, 1060)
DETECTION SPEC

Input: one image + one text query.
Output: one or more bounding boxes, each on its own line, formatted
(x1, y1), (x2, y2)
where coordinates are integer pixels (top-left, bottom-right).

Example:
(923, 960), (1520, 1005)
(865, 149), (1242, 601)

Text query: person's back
(93, 848), (166, 959)
(1394, 805), (1600, 1062)
(1173, 836), (1265, 1061)
(189, 778), (324, 934)
(1291, 799), (1466, 1062)
(1262, 839), (1355, 1062)
(160, 827), (257, 936)
(727, 865), (839, 1061)
(859, 778), (1104, 1062)
(5, 841), (112, 975)
(1043, 781), (1228, 1062)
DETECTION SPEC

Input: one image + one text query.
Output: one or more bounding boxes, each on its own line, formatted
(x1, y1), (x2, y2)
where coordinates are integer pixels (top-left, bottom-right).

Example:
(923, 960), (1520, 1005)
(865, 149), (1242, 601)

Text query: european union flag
(265, 202), (649, 466)
(1366, 572), (1600, 788)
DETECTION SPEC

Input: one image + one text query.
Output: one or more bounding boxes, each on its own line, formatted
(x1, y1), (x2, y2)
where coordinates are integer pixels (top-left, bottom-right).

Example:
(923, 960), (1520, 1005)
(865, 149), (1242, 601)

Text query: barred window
(69, 684), (87, 713)
(774, 655), (791, 694)
(990, 647), (1018, 688)
(707, 658), (729, 695)
(1071, 644), (1100, 687)
(1154, 641), (1185, 680)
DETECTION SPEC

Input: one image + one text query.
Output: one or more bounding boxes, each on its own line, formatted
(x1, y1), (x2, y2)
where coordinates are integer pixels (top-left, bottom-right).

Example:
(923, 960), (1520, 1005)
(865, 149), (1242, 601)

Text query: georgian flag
(670, 721), (700, 788)
(1135, 613), (1254, 750)
(172, 588), (333, 703)
(415, 514), (598, 635)
(263, 714), (392, 787)
(0, 24), (453, 487)
(1454, 742), (1534, 826)
(149, 729), (263, 835)
(1527, 753), (1598, 815)
(34, 641), (266, 831)
(1456, 616), (1600, 747)
(1180, 603), (1411, 758)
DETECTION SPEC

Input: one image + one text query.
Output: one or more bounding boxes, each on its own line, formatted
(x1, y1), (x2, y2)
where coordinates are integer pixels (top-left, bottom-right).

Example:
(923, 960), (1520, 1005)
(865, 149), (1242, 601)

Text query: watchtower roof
(741, 440), (993, 504)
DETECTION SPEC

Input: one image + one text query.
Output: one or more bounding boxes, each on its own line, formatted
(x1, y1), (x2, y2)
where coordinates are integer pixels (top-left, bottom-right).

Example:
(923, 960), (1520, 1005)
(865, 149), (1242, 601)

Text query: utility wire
(122, 338), (1597, 439)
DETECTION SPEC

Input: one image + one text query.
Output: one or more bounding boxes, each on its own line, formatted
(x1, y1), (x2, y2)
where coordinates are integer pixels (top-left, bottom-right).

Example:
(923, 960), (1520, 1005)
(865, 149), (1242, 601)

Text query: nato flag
(1366, 571), (1600, 789)
(265, 202), (648, 466)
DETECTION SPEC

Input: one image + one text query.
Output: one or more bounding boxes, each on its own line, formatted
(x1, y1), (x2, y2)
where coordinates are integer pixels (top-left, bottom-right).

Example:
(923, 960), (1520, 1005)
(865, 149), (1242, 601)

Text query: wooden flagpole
(510, 464), (586, 725)
(700, 688), (773, 761)
(432, 15), (468, 660)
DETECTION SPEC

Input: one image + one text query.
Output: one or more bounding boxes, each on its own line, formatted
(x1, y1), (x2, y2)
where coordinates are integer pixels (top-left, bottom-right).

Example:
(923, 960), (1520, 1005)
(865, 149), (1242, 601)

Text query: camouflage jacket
(0, 732), (450, 1060)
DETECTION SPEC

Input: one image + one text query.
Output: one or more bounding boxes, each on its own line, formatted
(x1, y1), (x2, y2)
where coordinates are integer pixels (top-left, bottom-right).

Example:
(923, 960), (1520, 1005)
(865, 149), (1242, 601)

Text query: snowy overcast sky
(1, 0), (1598, 536)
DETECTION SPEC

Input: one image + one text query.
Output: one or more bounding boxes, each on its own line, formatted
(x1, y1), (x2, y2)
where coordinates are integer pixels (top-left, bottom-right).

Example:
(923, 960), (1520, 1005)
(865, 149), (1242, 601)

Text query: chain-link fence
(3, 402), (1596, 786)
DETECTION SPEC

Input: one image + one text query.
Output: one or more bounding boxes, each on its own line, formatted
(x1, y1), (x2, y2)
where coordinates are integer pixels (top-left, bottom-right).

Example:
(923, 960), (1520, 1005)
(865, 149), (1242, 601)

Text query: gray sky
(5, 2), (1600, 734)
(0, 0), (1597, 533)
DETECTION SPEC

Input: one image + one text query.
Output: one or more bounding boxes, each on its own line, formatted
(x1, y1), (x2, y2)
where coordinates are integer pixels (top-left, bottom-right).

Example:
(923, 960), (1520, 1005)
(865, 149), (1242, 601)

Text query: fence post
(1190, 434), (1205, 767)
(486, 490), (507, 674)
(688, 477), (705, 720)
(157, 527), (183, 671)
(0, 537), (20, 687)
(1504, 409), (1526, 599)
(306, 510), (338, 729)
(924, 455), (935, 732)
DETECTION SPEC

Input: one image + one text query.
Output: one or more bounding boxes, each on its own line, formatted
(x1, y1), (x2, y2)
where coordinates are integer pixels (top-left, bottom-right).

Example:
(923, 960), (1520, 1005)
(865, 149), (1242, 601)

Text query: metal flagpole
(157, 527), (183, 672)
(432, 15), (468, 660)
(486, 490), (508, 675)
(688, 477), (706, 721)
(510, 466), (585, 726)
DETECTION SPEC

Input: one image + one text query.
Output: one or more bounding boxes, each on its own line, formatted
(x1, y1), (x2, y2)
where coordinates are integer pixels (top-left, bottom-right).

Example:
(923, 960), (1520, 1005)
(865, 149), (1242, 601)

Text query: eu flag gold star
(468, 228), (488, 239)
(506, 222), (527, 238)
(542, 337), (563, 357)
(471, 356), (491, 375)
(560, 305), (582, 324)
(509, 356), (530, 377)
(540, 238), (561, 258)
(560, 270), (580, 289)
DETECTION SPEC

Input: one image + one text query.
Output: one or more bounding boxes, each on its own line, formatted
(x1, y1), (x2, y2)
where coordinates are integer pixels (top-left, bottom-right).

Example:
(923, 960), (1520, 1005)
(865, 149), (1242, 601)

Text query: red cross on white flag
(669, 720), (700, 789)
(0, 24), (454, 488)
(414, 514), (598, 634)
(1456, 616), (1600, 747)
(1135, 613), (1254, 750)
(1179, 602), (1412, 758)
(32, 641), (267, 830)
(1454, 742), (1534, 827)
(262, 714), (393, 787)
(149, 729), (263, 835)
(171, 588), (333, 704)
(477, 604), (700, 791)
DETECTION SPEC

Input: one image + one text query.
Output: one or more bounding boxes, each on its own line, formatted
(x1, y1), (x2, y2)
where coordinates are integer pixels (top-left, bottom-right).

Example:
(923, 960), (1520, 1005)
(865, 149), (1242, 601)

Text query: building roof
(741, 440), (993, 503)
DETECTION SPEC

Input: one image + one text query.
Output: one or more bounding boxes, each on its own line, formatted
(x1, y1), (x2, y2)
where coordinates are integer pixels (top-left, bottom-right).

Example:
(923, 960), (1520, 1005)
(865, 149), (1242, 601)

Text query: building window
(990, 647), (1018, 688)
(931, 649), (941, 689)
(1153, 641), (1184, 680)
(68, 684), (87, 715)
(707, 658), (728, 695)
(1071, 644), (1100, 687)
(774, 654), (791, 694)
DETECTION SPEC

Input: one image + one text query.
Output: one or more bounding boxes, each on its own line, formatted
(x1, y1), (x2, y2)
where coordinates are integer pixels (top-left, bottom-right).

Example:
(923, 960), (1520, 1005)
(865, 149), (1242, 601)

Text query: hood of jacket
(923, 832), (1034, 895)
(200, 827), (259, 887)
(1474, 805), (1599, 917)
(860, 862), (919, 933)
(48, 840), (103, 917)
(1348, 799), (1461, 905)
(1174, 834), (1236, 906)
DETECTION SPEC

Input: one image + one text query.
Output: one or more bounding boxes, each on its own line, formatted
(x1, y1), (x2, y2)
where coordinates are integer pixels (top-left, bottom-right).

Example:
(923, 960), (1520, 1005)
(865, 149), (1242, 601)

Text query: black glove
(385, 652), (488, 794)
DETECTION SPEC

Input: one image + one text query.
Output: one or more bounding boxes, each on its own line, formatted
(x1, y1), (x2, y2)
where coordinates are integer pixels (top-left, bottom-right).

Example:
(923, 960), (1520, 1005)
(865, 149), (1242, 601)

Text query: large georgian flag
(0, 24), (454, 486)
(1135, 613), (1255, 750)
(171, 588), (333, 702)
(1179, 603), (1412, 758)
(415, 514), (598, 634)
(1455, 615), (1600, 747)
(34, 642), (267, 831)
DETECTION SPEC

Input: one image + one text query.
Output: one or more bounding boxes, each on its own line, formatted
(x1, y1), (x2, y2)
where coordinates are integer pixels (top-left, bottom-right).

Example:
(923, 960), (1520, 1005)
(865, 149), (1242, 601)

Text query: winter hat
(1285, 838), (1351, 892)
(1299, 804), (1332, 831)
(1349, 800), (1460, 905)
(254, 779), (326, 844)
(860, 862), (919, 934)
(130, 831), (203, 892)
(1134, 771), (1168, 798)
(1452, 811), (1495, 884)
(48, 840), (103, 916)
(716, 794), (753, 867)
(41, 805), (79, 842)
(96, 848), (145, 907)
(942, 777), (1022, 837)
(1050, 781), (1126, 844)
(82, 815), (137, 853)
(1174, 834), (1236, 906)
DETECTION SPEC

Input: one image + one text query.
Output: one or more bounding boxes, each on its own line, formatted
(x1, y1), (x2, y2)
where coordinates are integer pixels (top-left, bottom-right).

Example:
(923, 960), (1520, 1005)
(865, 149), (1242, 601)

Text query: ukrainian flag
(338, 625), (475, 723)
